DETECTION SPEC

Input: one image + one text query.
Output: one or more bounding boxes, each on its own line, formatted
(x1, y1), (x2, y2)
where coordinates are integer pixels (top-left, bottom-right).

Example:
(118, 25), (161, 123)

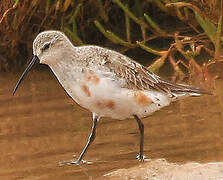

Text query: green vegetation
(0, 0), (222, 85)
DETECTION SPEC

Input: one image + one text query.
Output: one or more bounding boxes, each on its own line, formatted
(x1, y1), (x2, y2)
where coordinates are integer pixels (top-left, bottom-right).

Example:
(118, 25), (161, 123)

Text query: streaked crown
(33, 30), (74, 65)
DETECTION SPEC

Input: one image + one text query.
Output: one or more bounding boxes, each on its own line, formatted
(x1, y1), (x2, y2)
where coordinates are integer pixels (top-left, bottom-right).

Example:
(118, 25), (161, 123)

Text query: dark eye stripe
(42, 43), (50, 51)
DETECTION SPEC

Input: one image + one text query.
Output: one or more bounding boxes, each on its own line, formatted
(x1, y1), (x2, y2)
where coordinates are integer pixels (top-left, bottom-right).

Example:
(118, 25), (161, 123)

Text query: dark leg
(133, 115), (146, 160)
(72, 113), (99, 165)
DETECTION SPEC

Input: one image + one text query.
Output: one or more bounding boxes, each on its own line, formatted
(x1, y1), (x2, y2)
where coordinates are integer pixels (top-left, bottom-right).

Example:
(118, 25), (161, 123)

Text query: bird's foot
(136, 154), (147, 161)
(68, 160), (82, 165)
(59, 159), (93, 166)
(59, 159), (82, 166)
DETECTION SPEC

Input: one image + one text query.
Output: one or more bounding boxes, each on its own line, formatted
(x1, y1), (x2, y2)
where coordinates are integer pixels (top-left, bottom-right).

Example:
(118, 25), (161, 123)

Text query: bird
(13, 30), (211, 165)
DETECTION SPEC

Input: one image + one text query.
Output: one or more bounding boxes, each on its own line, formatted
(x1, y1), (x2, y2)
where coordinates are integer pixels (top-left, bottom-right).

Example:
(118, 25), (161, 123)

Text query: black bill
(13, 55), (40, 95)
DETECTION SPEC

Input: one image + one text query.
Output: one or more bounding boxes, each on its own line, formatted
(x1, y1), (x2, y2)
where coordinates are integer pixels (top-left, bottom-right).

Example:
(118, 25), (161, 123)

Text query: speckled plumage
(32, 31), (209, 119)
(14, 30), (210, 164)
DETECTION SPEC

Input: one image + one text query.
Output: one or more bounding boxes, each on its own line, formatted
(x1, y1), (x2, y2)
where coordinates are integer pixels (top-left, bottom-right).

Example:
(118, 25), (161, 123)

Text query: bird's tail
(172, 84), (212, 96)
(158, 79), (212, 100)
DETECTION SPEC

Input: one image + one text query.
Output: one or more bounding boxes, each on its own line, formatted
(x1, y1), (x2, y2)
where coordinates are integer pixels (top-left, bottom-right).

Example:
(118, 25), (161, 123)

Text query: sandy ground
(2, 72), (223, 179)
(103, 159), (223, 180)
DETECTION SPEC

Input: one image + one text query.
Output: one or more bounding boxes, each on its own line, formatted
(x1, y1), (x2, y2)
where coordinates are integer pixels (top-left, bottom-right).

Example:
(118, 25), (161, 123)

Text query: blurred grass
(0, 0), (222, 85)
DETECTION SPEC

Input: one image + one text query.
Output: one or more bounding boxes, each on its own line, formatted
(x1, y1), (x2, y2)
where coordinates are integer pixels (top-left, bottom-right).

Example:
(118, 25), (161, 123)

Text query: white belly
(50, 65), (171, 120)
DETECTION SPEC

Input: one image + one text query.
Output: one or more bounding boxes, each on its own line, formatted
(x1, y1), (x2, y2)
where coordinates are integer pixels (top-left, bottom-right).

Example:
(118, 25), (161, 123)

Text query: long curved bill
(13, 55), (40, 95)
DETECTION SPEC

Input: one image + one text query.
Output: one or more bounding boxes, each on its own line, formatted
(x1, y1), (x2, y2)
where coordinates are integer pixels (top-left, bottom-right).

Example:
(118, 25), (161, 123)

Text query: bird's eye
(41, 43), (50, 51)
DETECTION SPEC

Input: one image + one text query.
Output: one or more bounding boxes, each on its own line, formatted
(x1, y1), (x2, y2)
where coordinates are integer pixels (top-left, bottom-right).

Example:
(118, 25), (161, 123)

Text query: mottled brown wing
(103, 54), (211, 95)
(103, 55), (170, 93)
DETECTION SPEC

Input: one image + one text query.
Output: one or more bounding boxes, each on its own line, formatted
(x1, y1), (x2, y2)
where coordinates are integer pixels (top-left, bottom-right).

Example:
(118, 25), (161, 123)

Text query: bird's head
(13, 30), (72, 95)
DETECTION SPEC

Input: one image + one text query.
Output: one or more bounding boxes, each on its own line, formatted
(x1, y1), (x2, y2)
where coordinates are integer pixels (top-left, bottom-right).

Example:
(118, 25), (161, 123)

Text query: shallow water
(0, 69), (223, 179)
